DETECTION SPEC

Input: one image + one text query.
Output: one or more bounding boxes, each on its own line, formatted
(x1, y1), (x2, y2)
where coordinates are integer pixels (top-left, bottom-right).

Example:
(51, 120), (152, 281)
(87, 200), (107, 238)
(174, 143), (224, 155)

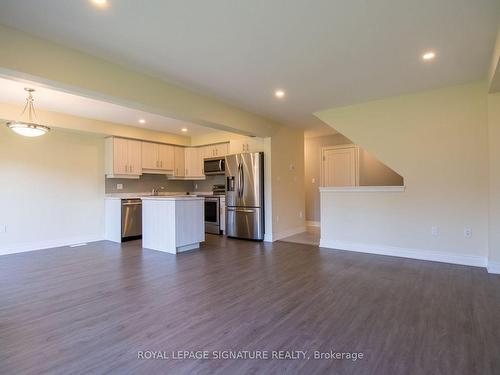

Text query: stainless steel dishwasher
(121, 199), (142, 241)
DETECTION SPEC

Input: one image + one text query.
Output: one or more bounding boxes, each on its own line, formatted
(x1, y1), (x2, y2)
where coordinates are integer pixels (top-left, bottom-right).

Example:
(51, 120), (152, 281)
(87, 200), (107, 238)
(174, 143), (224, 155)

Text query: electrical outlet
(431, 226), (439, 236)
(116, 184), (123, 190)
(312, 178), (316, 184)
(0, 224), (6, 233)
(299, 211), (303, 218)
(464, 227), (472, 238)
(194, 183), (198, 190)
(276, 216), (280, 223)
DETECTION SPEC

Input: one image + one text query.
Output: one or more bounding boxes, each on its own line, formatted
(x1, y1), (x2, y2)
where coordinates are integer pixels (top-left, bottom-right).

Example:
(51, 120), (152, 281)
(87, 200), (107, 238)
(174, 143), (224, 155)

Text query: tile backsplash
(105, 174), (226, 194)
(105, 174), (193, 194)
(192, 175), (225, 192)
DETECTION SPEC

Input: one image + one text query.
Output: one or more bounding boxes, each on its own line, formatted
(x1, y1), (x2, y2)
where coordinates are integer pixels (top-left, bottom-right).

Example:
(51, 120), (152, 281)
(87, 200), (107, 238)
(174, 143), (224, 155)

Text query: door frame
(320, 145), (360, 187)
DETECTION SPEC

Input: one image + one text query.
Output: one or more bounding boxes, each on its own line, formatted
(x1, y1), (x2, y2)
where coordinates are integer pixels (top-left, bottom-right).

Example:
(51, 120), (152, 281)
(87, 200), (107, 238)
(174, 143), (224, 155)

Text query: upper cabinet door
(158, 144), (174, 170)
(229, 139), (245, 154)
(127, 140), (142, 175)
(203, 145), (215, 159)
(112, 138), (129, 174)
(214, 143), (229, 157)
(142, 142), (159, 169)
(174, 146), (185, 177)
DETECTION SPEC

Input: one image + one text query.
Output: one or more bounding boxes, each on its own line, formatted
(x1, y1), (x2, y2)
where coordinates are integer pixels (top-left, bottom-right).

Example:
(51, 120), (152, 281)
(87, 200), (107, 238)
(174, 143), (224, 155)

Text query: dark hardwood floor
(1, 235), (499, 375)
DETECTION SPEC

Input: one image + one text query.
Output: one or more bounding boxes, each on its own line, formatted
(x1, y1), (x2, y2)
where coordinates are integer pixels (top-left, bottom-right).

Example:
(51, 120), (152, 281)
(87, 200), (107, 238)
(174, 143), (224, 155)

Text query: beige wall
(0, 126), (105, 254)
(488, 92), (500, 266)
(305, 134), (403, 222)
(359, 150), (404, 187)
(316, 83), (489, 261)
(270, 127), (306, 238)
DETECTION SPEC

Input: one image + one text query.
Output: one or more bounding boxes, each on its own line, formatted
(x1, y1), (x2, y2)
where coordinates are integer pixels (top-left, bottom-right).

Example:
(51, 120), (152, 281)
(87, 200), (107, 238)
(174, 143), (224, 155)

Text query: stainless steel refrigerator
(225, 152), (264, 240)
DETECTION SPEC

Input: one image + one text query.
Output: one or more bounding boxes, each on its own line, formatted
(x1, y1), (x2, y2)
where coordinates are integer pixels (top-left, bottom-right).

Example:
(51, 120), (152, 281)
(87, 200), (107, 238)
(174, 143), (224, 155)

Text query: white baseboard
(0, 236), (104, 256)
(487, 261), (500, 274)
(319, 239), (487, 268)
(306, 221), (320, 227)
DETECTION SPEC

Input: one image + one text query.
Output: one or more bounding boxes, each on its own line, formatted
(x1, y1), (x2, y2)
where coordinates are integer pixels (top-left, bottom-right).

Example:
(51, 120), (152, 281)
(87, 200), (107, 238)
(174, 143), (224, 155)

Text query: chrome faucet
(152, 186), (165, 196)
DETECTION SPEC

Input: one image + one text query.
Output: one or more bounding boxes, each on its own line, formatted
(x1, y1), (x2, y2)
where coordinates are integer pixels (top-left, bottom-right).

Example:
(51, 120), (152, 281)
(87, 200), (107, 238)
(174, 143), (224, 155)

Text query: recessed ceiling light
(181, 128), (188, 132)
(422, 51), (436, 61)
(91, 0), (108, 7)
(138, 119), (146, 124)
(275, 89), (285, 99)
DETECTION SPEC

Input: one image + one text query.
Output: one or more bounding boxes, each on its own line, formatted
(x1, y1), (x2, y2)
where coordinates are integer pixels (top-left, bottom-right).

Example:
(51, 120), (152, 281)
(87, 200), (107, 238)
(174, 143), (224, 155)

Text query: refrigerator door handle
(240, 163), (244, 198)
(227, 207), (256, 213)
(237, 163), (242, 197)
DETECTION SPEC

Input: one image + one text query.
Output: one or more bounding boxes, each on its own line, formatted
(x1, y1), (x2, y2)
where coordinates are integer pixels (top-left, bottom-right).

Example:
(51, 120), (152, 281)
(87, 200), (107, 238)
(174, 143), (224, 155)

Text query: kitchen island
(141, 196), (205, 254)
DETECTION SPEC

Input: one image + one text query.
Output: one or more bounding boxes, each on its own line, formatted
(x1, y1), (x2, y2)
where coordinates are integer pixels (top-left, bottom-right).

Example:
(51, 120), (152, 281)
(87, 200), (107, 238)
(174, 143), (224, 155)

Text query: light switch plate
(431, 226), (439, 236)
(0, 224), (6, 233)
(117, 184), (123, 190)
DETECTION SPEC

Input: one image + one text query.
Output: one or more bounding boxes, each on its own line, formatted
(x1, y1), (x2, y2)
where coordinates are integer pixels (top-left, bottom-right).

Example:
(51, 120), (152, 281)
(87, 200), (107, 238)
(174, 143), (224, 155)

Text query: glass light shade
(6, 121), (50, 137)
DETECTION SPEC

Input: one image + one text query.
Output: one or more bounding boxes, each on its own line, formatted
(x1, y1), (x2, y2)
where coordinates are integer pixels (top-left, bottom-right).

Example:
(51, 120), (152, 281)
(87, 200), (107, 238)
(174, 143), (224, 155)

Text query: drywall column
(269, 127), (306, 240)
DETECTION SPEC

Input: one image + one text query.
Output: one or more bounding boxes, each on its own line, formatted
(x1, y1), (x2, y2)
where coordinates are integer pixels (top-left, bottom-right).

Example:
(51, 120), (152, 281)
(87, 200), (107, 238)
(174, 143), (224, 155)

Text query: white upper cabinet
(204, 143), (229, 158)
(173, 146), (185, 177)
(105, 137), (142, 178)
(229, 137), (264, 154)
(142, 142), (174, 172)
(184, 147), (205, 179)
(158, 144), (174, 170)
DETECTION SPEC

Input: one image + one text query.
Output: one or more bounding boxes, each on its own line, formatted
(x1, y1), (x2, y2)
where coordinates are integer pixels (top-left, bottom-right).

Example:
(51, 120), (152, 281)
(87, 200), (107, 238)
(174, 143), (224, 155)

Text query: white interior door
(322, 146), (359, 186)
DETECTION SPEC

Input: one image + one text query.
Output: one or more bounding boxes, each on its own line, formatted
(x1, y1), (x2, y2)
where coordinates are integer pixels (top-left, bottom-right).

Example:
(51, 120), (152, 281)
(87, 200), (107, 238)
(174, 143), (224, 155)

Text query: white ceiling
(0, 77), (218, 136)
(0, 0), (498, 131)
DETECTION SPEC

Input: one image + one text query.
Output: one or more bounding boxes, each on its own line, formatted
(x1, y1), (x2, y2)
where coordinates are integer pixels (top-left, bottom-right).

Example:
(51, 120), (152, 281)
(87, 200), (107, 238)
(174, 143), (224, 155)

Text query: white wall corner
(487, 261), (500, 274)
(319, 239), (488, 268)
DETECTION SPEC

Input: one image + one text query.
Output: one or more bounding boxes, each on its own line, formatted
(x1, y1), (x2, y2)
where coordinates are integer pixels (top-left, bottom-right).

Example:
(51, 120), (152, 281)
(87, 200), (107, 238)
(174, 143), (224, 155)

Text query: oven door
(204, 158), (225, 175)
(204, 198), (220, 234)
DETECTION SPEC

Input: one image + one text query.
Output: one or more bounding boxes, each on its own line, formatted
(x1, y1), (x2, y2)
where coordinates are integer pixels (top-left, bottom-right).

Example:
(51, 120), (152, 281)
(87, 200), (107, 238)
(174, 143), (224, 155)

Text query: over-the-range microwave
(204, 157), (225, 175)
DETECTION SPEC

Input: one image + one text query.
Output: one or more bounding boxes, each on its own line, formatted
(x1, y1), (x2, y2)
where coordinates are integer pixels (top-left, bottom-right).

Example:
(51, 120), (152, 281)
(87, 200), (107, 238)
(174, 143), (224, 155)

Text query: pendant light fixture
(6, 88), (50, 137)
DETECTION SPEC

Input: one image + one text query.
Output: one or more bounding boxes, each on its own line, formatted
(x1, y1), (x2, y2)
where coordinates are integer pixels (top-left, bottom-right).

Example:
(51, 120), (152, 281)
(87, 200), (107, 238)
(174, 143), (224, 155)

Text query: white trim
(0, 236), (104, 256)
(487, 261), (500, 274)
(319, 239), (487, 268)
(320, 186), (405, 192)
(264, 233), (274, 242)
(306, 221), (320, 227)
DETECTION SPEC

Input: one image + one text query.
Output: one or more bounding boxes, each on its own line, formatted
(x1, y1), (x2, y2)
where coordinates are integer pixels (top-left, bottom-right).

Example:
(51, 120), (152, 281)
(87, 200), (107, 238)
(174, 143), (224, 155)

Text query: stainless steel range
(200, 185), (226, 235)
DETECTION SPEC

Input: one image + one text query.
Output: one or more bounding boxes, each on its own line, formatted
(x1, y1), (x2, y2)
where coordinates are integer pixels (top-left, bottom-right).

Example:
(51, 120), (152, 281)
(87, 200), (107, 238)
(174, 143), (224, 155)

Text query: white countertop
(105, 191), (224, 200)
(141, 196), (204, 201)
